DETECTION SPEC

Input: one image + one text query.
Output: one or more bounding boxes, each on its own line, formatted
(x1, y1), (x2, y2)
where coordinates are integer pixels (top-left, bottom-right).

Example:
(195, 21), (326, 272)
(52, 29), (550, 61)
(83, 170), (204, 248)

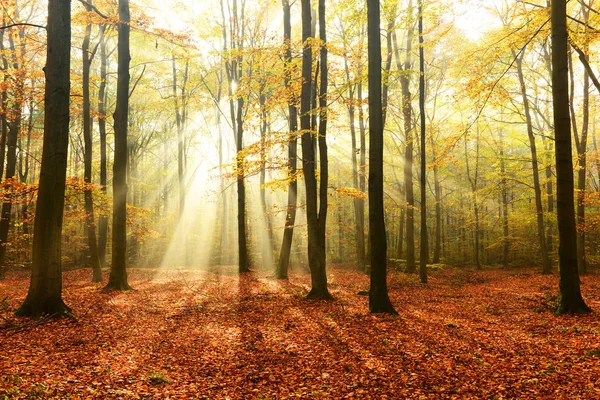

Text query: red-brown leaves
(1, 266), (599, 398)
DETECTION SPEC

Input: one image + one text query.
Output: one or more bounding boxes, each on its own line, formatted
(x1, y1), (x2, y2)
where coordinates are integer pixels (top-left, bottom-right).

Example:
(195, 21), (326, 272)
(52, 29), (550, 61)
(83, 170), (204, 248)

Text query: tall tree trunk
(575, 4), (590, 274)
(259, 89), (274, 269)
(499, 129), (510, 268)
(418, 1), (427, 284)
(97, 24), (109, 269)
(105, 0), (132, 290)
(465, 129), (481, 270)
(368, 0), (396, 314)
(357, 78), (367, 270)
(277, 0), (298, 279)
(393, 1), (416, 273)
(313, 0), (331, 298)
(432, 158), (441, 264)
(172, 55), (186, 219)
(543, 136), (554, 257)
(16, 0), (72, 317)
(551, 0), (589, 314)
(82, 2), (102, 282)
(300, 0), (330, 299)
(515, 53), (551, 274)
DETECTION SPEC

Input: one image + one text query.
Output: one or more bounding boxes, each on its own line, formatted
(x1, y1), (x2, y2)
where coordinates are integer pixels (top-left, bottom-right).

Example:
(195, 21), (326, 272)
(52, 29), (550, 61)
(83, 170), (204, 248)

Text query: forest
(1, 0), (600, 397)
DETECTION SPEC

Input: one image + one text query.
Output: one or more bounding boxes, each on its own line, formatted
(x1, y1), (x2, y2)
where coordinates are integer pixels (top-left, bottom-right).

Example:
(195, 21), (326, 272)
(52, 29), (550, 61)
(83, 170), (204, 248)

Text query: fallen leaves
(0, 265), (599, 399)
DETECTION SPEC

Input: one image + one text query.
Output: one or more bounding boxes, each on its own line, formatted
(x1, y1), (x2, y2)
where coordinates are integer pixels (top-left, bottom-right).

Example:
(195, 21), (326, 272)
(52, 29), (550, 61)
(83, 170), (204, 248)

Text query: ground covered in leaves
(1, 265), (600, 399)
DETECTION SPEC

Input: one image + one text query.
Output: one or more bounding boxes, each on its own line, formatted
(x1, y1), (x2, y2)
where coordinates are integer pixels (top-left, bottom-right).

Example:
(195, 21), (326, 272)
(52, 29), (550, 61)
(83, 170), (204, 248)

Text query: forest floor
(1, 264), (600, 399)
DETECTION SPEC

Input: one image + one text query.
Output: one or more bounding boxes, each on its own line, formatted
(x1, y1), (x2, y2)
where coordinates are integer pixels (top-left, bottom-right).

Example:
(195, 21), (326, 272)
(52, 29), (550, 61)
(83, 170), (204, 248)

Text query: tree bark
(418, 1), (427, 284)
(551, 0), (589, 314)
(300, 0), (331, 299)
(105, 0), (132, 291)
(393, 1), (416, 273)
(82, 2), (102, 282)
(368, 0), (396, 314)
(16, 0), (72, 317)
(276, 0), (298, 279)
(97, 24), (109, 269)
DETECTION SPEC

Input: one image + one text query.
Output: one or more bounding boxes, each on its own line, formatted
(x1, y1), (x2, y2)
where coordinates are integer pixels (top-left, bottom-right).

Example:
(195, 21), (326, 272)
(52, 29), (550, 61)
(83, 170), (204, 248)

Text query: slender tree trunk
(418, 1), (427, 283)
(172, 55), (186, 220)
(465, 130), (481, 269)
(357, 79), (367, 270)
(105, 0), (132, 291)
(82, 3), (102, 282)
(432, 160), (441, 263)
(515, 53), (551, 274)
(543, 136), (554, 257)
(551, 0), (589, 314)
(16, 0), (72, 317)
(368, 0), (396, 314)
(277, 0), (298, 279)
(259, 89), (274, 269)
(499, 129), (510, 268)
(97, 24), (109, 268)
(396, 183), (405, 260)
(393, 1), (416, 273)
(575, 5), (590, 274)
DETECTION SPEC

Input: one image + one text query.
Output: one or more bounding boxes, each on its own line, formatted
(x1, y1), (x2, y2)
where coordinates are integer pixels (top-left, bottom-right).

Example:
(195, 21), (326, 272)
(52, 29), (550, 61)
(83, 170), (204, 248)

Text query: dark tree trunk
(105, 0), (132, 291)
(97, 24), (109, 268)
(368, 0), (396, 314)
(276, 0), (298, 279)
(418, 1), (427, 284)
(16, 0), (72, 317)
(300, 0), (331, 299)
(551, 0), (589, 314)
(82, 2), (102, 282)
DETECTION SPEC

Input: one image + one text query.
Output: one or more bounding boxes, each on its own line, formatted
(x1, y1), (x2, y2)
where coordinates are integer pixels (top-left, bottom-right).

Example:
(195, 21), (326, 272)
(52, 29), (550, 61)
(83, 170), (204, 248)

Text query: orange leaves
(2, 265), (600, 398)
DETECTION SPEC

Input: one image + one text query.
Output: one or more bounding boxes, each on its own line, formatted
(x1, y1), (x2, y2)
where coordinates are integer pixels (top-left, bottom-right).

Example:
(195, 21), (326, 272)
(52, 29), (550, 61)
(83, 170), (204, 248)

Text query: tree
(97, 23), (109, 268)
(368, 0), (396, 314)
(300, 0), (331, 299)
(418, 0), (427, 284)
(16, 0), (72, 317)
(551, 0), (589, 314)
(81, 0), (103, 282)
(394, 0), (416, 273)
(105, 0), (132, 290)
(276, 0), (298, 280)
